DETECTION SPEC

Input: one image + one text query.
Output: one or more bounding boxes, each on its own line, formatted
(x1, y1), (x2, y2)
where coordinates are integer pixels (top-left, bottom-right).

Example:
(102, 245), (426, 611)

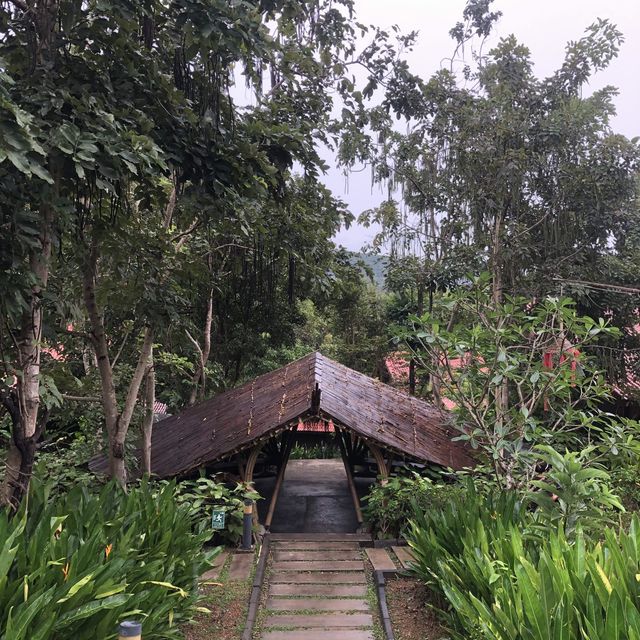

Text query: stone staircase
(259, 533), (376, 640)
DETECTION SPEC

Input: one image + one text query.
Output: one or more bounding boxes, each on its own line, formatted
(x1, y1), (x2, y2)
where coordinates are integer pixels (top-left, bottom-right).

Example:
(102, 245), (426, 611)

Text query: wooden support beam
(244, 443), (263, 485)
(367, 442), (389, 482)
(264, 429), (296, 530)
(337, 432), (364, 525)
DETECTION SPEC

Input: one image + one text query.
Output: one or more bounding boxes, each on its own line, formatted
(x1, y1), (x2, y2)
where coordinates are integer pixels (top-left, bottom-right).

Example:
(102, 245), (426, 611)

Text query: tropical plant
(175, 476), (261, 547)
(400, 276), (623, 489)
(407, 485), (640, 640)
(0, 478), (215, 639)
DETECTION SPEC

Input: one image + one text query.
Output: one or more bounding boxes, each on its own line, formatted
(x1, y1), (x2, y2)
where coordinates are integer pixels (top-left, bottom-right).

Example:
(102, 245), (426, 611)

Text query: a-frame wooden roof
(91, 352), (474, 477)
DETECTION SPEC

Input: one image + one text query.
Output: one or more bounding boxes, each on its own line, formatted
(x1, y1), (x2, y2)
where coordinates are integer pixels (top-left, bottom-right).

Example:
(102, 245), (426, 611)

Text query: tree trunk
(1, 202), (53, 508)
(141, 346), (155, 475)
(188, 287), (214, 406)
(0, 443), (23, 508)
(83, 235), (155, 486)
(492, 207), (510, 485)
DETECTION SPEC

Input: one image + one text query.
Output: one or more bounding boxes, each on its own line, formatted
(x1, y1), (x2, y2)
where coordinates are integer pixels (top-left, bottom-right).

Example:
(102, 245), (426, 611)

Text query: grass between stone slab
(183, 548), (257, 640)
(363, 557), (386, 640)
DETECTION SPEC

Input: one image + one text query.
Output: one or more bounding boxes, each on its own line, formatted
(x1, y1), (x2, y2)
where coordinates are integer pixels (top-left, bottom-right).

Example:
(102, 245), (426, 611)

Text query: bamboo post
(337, 432), (363, 525)
(264, 431), (295, 530)
(367, 443), (390, 481)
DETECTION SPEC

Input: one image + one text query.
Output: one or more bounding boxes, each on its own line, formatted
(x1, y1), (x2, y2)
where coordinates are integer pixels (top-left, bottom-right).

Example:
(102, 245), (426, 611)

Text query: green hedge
(0, 479), (216, 639)
(407, 486), (640, 640)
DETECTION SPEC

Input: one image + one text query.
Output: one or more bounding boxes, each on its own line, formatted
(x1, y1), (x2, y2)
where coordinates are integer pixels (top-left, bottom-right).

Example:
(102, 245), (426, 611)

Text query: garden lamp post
(118, 621), (142, 640)
(242, 499), (253, 550)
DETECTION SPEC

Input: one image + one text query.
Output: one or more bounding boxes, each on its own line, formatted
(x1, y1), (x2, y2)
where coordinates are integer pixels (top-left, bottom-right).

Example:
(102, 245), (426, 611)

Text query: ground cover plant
(0, 479), (216, 639)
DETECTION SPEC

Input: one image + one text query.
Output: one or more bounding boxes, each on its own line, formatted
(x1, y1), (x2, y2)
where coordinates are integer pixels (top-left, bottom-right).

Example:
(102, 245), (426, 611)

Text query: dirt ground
(386, 576), (448, 640)
(183, 571), (252, 640)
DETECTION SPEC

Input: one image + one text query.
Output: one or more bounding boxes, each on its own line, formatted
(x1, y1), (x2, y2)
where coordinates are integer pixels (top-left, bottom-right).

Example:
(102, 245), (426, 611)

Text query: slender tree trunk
(1, 202), (53, 508)
(492, 207), (510, 485)
(492, 210), (504, 305)
(188, 287), (214, 406)
(141, 346), (155, 475)
(0, 0), (61, 506)
(82, 235), (154, 485)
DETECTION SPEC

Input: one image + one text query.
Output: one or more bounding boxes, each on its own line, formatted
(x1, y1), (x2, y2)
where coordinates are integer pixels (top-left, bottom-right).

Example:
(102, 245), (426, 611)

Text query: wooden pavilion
(91, 352), (474, 527)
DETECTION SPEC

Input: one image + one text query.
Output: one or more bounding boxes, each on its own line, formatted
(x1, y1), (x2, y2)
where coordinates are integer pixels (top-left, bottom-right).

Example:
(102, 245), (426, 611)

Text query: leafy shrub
(527, 445), (623, 536)
(363, 472), (464, 539)
(611, 463), (640, 512)
(0, 479), (216, 639)
(407, 484), (640, 640)
(175, 476), (261, 546)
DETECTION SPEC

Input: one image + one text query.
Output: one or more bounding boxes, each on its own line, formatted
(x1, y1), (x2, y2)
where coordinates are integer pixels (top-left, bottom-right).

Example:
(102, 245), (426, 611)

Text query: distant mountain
(349, 252), (388, 289)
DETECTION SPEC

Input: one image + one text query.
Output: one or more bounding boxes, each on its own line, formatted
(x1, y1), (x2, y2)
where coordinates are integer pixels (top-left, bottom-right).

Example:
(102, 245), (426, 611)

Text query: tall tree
(338, 2), (638, 303)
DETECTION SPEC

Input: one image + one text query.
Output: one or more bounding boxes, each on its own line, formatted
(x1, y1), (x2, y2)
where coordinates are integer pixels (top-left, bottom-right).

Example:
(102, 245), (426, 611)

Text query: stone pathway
(259, 534), (377, 640)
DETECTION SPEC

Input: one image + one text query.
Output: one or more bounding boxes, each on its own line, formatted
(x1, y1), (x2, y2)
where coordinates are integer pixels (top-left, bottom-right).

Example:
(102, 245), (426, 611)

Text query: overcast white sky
(330, 0), (640, 251)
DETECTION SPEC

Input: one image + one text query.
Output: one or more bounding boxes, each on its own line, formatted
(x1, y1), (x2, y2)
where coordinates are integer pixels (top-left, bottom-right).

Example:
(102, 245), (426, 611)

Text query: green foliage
(408, 487), (640, 640)
(363, 472), (464, 539)
(0, 479), (215, 639)
(527, 445), (623, 537)
(175, 476), (261, 547)
(33, 436), (98, 499)
(611, 464), (640, 513)
(289, 441), (339, 460)
(401, 275), (624, 488)
(0, 0), (367, 496)
(337, 2), (639, 380)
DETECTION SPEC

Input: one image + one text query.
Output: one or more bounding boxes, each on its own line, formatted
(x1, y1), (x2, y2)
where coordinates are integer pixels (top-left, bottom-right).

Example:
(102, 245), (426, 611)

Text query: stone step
(199, 549), (228, 581)
(270, 583), (367, 598)
(365, 548), (396, 571)
(261, 630), (374, 640)
(272, 561), (363, 572)
(227, 552), (254, 580)
(392, 545), (415, 569)
(269, 533), (371, 542)
(274, 550), (361, 562)
(271, 541), (360, 551)
(267, 598), (369, 612)
(264, 613), (373, 629)
(270, 571), (366, 584)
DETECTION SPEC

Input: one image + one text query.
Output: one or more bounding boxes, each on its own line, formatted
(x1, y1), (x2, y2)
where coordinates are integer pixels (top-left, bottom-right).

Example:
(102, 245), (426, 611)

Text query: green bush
(527, 445), (623, 537)
(407, 485), (640, 640)
(363, 472), (464, 539)
(175, 475), (261, 546)
(0, 479), (216, 639)
(611, 464), (640, 512)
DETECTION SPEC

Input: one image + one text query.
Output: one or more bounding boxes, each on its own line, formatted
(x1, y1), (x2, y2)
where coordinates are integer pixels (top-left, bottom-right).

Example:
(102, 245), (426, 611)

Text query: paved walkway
(255, 460), (374, 533)
(259, 533), (376, 640)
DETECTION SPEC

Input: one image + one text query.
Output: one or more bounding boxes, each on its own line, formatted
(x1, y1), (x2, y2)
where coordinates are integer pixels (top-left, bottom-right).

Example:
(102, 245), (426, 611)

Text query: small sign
(211, 509), (226, 530)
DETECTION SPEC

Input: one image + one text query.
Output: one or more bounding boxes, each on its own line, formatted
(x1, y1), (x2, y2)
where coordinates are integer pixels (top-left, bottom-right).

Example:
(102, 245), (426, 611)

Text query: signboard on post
(211, 509), (226, 530)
